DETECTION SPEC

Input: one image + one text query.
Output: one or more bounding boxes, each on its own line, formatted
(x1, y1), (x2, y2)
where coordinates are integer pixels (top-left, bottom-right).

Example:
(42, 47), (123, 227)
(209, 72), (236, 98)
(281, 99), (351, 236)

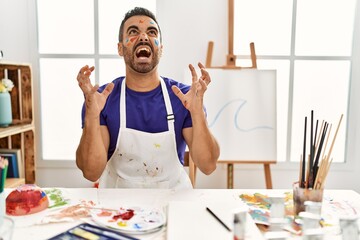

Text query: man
(76, 7), (219, 189)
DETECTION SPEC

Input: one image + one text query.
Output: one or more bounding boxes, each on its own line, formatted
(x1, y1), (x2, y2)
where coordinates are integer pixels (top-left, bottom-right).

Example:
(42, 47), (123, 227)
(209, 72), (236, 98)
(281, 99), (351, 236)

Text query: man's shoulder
(99, 76), (124, 92)
(161, 76), (190, 91)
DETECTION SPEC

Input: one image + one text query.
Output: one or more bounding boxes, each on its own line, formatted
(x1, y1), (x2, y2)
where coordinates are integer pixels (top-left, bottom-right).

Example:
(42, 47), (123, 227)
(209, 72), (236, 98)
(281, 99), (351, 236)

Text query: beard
(122, 44), (161, 74)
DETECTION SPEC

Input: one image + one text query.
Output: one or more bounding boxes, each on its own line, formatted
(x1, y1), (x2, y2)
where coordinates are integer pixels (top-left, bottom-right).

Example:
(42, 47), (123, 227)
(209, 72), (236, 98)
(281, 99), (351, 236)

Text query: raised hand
(171, 62), (211, 112)
(77, 65), (114, 117)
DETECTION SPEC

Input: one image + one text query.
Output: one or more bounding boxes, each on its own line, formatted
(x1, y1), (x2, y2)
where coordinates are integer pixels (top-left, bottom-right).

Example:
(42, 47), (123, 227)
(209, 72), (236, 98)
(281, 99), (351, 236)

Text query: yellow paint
(118, 221), (127, 227)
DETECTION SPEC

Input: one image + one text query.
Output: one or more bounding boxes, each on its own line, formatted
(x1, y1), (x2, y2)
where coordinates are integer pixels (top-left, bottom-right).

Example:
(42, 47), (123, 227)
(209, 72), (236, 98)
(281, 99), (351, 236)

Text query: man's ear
(118, 42), (124, 56)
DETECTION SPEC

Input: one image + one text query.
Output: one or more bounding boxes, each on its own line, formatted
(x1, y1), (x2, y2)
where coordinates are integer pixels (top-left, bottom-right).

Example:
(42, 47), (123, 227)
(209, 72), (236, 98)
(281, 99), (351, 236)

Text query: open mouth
(136, 47), (151, 58)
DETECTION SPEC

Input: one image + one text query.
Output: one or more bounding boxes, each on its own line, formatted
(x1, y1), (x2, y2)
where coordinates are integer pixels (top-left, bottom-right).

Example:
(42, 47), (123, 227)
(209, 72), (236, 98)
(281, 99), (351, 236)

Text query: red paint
(113, 209), (135, 220)
(97, 210), (112, 217)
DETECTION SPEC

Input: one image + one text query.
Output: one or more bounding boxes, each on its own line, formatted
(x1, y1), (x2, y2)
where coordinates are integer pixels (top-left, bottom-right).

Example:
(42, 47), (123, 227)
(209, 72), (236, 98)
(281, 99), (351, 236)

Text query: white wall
(1, 0), (359, 192)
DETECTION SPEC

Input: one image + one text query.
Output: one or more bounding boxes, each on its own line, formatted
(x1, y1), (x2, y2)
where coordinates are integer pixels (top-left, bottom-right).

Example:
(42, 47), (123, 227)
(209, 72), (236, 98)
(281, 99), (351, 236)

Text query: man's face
(119, 15), (162, 74)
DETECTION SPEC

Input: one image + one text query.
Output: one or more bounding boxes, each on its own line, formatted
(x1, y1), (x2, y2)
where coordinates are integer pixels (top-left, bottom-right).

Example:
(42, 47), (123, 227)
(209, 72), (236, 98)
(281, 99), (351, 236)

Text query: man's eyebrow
(126, 25), (139, 33)
(126, 25), (158, 34)
(147, 26), (158, 32)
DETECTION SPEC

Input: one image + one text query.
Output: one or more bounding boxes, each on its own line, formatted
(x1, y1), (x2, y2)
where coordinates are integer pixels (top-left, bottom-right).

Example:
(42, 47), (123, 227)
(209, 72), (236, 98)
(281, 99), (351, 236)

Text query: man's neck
(125, 68), (161, 92)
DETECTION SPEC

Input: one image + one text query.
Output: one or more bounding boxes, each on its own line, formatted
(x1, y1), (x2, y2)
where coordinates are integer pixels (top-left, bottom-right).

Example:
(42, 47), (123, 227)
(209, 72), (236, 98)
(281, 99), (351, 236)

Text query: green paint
(45, 188), (69, 208)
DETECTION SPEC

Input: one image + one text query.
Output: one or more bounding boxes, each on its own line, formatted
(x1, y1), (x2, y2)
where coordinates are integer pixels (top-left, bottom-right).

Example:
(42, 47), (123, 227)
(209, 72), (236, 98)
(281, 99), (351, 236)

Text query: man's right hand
(77, 65), (114, 117)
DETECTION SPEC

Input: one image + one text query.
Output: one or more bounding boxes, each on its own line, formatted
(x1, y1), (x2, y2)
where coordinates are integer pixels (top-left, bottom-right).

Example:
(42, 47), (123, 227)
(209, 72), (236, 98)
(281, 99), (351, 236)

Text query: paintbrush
(301, 116), (307, 188)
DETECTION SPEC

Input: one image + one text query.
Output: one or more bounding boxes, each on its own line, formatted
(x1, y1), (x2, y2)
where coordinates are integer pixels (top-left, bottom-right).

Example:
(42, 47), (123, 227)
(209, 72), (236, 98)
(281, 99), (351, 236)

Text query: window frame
(32, 0), (360, 176)
(34, 0), (156, 168)
(233, 0), (357, 172)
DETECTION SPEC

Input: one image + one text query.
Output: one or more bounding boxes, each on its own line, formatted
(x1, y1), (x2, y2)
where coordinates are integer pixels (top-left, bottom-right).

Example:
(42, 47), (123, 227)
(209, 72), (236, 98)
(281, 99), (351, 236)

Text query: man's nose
(139, 33), (149, 42)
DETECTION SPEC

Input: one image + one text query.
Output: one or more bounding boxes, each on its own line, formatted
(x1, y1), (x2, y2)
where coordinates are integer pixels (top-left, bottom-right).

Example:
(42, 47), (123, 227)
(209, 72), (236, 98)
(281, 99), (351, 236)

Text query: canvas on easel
(203, 68), (276, 161)
(184, 0), (277, 189)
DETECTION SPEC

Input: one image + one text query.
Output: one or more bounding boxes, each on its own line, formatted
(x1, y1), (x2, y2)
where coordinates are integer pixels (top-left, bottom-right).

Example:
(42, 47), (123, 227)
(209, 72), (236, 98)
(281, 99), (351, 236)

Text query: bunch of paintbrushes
(299, 111), (343, 190)
(0, 156), (9, 193)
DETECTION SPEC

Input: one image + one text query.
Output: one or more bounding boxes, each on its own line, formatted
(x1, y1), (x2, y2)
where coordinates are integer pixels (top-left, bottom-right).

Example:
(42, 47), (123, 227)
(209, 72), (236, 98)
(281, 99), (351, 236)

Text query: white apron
(98, 78), (193, 189)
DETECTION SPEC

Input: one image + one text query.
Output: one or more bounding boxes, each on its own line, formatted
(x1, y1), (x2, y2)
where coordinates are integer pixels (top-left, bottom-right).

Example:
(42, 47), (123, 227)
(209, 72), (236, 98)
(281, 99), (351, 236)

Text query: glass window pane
(234, 0), (293, 55)
(37, 0), (94, 54)
(290, 60), (349, 164)
(99, 58), (126, 85)
(98, 0), (156, 54)
(40, 58), (94, 160)
(295, 0), (356, 56)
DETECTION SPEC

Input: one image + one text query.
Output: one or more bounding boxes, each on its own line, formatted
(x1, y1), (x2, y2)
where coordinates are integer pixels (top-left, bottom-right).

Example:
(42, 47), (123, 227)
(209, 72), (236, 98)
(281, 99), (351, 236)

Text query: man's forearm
(190, 111), (220, 175)
(76, 118), (108, 181)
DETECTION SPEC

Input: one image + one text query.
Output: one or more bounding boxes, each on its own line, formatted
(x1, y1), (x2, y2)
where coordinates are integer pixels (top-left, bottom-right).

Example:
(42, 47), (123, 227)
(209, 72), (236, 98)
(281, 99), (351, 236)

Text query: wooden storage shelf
(5, 178), (25, 188)
(0, 123), (34, 138)
(0, 62), (36, 186)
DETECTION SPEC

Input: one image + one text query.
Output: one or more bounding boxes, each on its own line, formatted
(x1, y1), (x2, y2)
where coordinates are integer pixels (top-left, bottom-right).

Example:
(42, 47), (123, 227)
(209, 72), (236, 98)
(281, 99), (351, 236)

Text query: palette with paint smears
(91, 206), (166, 234)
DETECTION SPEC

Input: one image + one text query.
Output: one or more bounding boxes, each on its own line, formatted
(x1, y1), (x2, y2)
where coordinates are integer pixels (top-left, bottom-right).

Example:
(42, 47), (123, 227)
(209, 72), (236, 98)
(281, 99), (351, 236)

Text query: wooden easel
(202, 0), (276, 189)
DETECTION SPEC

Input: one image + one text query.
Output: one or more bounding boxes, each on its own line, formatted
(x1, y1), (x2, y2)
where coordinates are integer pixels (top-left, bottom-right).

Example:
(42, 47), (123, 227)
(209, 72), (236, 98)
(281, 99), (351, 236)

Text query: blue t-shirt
(81, 76), (193, 164)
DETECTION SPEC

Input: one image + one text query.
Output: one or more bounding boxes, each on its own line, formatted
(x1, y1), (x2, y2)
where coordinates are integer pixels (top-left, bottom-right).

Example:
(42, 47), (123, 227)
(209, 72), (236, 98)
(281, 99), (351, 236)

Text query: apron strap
(120, 79), (126, 128)
(160, 78), (175, 133)
(120, 78), (175, 133)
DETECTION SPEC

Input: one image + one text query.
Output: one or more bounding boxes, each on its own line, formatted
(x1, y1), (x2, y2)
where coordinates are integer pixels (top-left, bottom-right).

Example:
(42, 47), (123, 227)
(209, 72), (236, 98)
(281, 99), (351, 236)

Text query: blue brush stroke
(208, 98), (273, 132)
(133, 223), (142, 229)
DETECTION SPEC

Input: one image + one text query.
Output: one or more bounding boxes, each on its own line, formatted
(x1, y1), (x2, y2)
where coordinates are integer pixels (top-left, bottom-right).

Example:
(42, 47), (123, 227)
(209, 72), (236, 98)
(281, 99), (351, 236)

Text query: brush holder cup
(293, 182), (324, 216)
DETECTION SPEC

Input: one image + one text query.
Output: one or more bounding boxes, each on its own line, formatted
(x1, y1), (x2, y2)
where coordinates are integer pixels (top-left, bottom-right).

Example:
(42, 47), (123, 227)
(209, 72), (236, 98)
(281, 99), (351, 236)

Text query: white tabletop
(2, 188), (360, 240)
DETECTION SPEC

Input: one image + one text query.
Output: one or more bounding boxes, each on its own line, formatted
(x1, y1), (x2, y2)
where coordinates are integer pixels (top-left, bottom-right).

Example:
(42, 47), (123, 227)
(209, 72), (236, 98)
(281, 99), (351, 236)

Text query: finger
(188, 64), (198, 83)
(172, 85), (189, 108)
(198, 78), (207, 91)
(77, 66), (95, 92)
(89, 84), (99, 95)
(78, 65), (89, 76)
(84, 66), (95, 77)
(80, 66), (95, 78)
(101, 82), (115, 97)
(171, 85), (185, 101)
(78, 65), (95, 77)
(198, 63), (211, 85)
(198, 62), (206, 69)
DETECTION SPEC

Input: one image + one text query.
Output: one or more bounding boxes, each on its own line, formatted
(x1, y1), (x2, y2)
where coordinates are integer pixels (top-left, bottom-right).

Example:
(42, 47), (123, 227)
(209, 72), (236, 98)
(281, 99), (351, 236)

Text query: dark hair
(118, 7), (162, 42)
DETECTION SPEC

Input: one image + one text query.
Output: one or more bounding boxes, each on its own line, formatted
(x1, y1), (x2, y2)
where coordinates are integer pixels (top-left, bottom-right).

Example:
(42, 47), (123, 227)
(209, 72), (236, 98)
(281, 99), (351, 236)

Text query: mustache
(133, 42), (153, 52)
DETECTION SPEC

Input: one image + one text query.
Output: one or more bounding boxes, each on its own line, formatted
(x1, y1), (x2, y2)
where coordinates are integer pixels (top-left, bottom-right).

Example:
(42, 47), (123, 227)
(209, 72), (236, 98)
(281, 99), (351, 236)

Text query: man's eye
(148, 30), (157, 36)
(129, 29), (138, 35)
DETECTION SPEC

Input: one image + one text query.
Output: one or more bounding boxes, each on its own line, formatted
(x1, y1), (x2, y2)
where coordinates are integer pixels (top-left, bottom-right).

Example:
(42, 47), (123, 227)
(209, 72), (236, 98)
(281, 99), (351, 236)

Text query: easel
(203, 0), (276, 189)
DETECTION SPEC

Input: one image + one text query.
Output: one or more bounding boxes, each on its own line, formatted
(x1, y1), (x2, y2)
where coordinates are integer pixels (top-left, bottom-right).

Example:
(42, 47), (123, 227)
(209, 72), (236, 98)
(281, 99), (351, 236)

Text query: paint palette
(90, 206), (166, 234)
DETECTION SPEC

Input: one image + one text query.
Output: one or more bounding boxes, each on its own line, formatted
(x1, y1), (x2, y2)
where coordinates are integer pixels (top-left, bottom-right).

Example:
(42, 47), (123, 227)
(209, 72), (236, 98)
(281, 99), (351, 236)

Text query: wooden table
(3, 188), (360, 240)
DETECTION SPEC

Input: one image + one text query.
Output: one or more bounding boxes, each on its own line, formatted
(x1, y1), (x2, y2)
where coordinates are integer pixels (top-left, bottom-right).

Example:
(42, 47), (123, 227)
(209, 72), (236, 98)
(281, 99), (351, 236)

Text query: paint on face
(154, 39), (159, 46)
(149, 21), (155, 25)
(126, 36), (138, 47)
(122, 16), (161, 73)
